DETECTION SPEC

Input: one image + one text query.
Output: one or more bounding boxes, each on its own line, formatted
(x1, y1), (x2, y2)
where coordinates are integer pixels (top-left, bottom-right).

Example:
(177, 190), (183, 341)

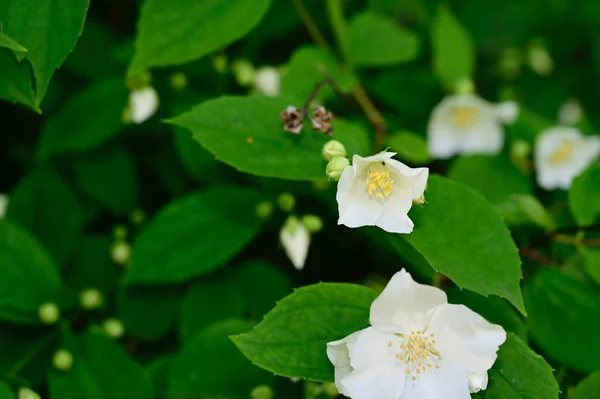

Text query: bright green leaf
(497, 193), (556, 231)
(129, 0), (272, 74)
(569, 161), (600, 226)
(333, 119), (371, 157)
(0, 48), (36, 110)
(66, 235), (120, 295)
(232, 283), (376, 381)
(390, 175), (525, 314)
(0, 32), (27, 54)
(386, 131), (432, 165)
(581, 248), (600, 285)
(570, 371), (600, 399)
(0, 381), (14, 399)
(524, 269), (600, 372)
(348, 11), (420, 67)
(125, 186), (266, 284)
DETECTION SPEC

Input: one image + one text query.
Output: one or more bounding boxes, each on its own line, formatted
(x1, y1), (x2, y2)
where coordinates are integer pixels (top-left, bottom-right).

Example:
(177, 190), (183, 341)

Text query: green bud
(79, 288), (104, 310)
(121, 105), (132, 124)
(511, 140), (531, 160)
(527, 41), (553, 76)
(325, 157), (350, 181)
(322, 383), (339, 398)
(110, 240), (132, 266)
(498, 48), (523, 79)
(250, 385), (274, 399)
(231, 59), (255, 86)
(213, 53), (228, 74)
(38, 302), (60, 325)
(126, 70), (152, 90)
(169, 72), (188, 90)
(304, 381), (322, 399)
(102, 318), (125, 339)
(277, 192), (296, 213)
(282, 215), (301, 236)
(256, 201), (274, 219)
(18, 388), (41, 399)
(454, 77), (475, 95)
(321, 140), (347, 161)
(113, 224), (128, 240)
(53, 349), (74, 371)
(130, 208), (146, 225)
(301, 214), (323, 233)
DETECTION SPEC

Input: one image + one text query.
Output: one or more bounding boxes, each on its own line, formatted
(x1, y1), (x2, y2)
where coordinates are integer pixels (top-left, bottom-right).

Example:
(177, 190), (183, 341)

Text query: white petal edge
(385, 159), (429, 200)
(327, 329), (366, 397)
(129, 87), (159, 124)
(279, 220), (311, 270)
(399, 359), (471, 399)
(336, 164), (382, 228)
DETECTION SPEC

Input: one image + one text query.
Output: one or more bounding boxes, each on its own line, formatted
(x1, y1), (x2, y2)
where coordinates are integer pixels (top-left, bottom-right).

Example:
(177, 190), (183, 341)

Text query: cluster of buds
(280, 105), (334, 136)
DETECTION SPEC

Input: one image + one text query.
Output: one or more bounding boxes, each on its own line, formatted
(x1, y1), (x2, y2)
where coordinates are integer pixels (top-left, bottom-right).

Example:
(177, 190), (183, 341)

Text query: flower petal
(342, 364), (406, 399)
(336, 161), (382, 229)
(458, 119), (504, 155)
(375, 185), (414, 234)
(427, 304), (506, 384)
(386, 160), (429, 200)
(353, 151), (397, 171)
(370, 269), (447, 333)
(327, 329), (366, 397)
(399, 359), (470, 399)
(129, 87), (159, 124)
(280, 217), (311, 270)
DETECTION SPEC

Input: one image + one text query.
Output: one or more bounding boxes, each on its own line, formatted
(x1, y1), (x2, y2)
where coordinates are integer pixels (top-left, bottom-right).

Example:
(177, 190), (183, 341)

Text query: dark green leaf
(0, 32), (27, 54)
(497, 194), (556, 231)
(66, 235), (120, 295)
(0, 381), (14, 398)
(581, 248), (600, 285)
(173, 127), (230, 183)
(569, 161), (600, 226)
(570, 371), (600, 399)
(0, 48), (36, 110)
(386, 131), (432, 165)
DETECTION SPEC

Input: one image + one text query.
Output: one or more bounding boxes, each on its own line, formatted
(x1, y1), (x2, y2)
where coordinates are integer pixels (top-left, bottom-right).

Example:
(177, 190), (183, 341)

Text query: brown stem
(519, 247), (555, 267)
(551, 234), (600, 247)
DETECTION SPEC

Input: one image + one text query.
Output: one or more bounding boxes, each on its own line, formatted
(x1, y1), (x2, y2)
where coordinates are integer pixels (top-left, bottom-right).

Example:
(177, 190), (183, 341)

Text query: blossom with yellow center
(335, 152), (428, 234)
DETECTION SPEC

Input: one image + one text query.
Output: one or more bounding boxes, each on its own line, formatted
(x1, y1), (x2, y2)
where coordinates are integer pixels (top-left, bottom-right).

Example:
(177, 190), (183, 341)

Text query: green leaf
(581, 248), (600, 285)
(173, 127), (230, 183)
(66, 235), (120, 295)
(0, 381), (14, 399)
(129, 0), (272, 74)
(0, 0), (90, 106)
(73, 147), (138, 216)
(497, 193), (556, 231)
(386, 131), (432, 165)
(232, 283), (377, 381)
(448, 155), (532, 205)
(170, 319), (274, 398)
(0, 221), (63, 323)
(472, 333), (559, 399)
(0, 32), (27, 54)
(524, 269), (600, 372)
(569, 161), (600, 226)
(37, 76), (127, 160)
(348, 11), (420, 67)
(333, 119), (371, 157)
(125, 186), (266, 284)
(180, 277), (245, 340)
(391, 175), (525, 314)
(7, 167), (84, 267)
(168, 96), (328, 181)
(48, 330), (153, 399)
(570, 371), (600, 399)
(0, 48), (36, 110)
(431, 5), (475, 88)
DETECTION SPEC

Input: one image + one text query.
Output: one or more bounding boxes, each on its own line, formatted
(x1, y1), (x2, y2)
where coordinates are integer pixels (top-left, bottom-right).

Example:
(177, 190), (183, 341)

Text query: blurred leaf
(497, 193), (556, 231)
(125, 186), (266, 284)
(386, 131), (432, 165)
(129, 0), (272, 73)
(180, 277), (245, 340)
(0, 32), (27, 54)
(7, 167), (84, 266)
(234, 260), (293, 320)
(348, 11), (420, 67)
(37, 76), (127, 160)
(48, 330), (153, 399)
(472, 333), (559, 399)
(391, 175), (525, 314)
(333, 119), (371, 157)
(0, 221), (63, 324)
(524, 269), (600, 372)
(569, 161), (600, 226)
(581, 248), (600, 286)
(448, 155), (532, 205)
(146, 354), (173, 392)
(173, 128), (229, 183)
(506, 108), (553, 142)
(0, 381), (14, 398)
(431, 5), (475, 88)
(0, 0), (90, 106)
(0, 49), (36, 110)
(73, 147), (138, 216)
(168, 96), (328, 181)
(66, 235), (120, 295)
(232, 283), (376, 381)
(170, 319), (274, 398)
(570, 371), (600, 399)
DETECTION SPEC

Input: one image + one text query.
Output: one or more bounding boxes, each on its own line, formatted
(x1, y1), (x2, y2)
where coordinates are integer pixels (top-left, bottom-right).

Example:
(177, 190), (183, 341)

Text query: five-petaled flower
(427, 94), (519, 159)
(336, 151), (428, 234)
(327, 269), (506, 399)
(534, 126), (600, 190)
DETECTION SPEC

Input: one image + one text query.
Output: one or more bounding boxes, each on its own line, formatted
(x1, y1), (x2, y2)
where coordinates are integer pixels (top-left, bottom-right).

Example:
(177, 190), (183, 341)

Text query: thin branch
(551, 234), (600, 247)
(519, 247), (555, 267)
(292, 0), (331, 52)
(9, 328), (58, 376)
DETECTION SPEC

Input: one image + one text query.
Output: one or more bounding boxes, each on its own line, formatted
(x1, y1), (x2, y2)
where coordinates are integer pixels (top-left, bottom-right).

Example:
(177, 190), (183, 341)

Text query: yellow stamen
(451, 106), (478, 129)
(548, 141), (573, 164)
(365, 163), (394, 198)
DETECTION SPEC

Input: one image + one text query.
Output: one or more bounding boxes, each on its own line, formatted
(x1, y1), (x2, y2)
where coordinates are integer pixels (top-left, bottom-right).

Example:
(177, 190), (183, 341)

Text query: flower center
(388, 330), (442, 381)
(548, 141), (573, 164)
(365, 163), (394, 199)
(450, 106), (478, 129)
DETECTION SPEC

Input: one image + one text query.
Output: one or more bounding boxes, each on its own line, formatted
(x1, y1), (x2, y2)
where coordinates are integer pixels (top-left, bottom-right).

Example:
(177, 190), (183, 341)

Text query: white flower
(427, 94), (519, 159)
(254, 66), (280, 96)
(336, 152), (428, 234)
(327, 269), (506, 399)
(280, 215), (310, 270)
(534, 126), (600, 190)
(0, 194), (9, 219)
(128, 86), (159, 124)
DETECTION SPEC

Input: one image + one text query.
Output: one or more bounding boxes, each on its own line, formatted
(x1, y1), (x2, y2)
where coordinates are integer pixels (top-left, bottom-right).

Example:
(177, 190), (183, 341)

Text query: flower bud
(102, 318), (125, 339)
(113, 224), (128, 240)
(277, 192), (295, 213)
(212, 53), (228, 74)
(322, 383), (339, 398)
(250, 385), (274, 399)
(130, 208), (146, 225)
(128, 86), (159, 124)
(126, 70), (152, 90)
(321, 140), (346, 161)
(498, 48), (522, 80)
(510, 140), (531, 160)
(110, 240), (132, 266)
(325, 157), (350, 181)
(53, 349), (74, 371)
(0, 194), (8, 219)
(79, 288), (104, 310)
(527, 41), (553, 76)
(454, 77), (475, 95)
(231, 59), (255, 87)
(254, 66), (280, 97)
(255, 201), (274, 219)
(38, 302), (60, 324)
(558, 97), (583, 125)
(169, 72), (188, 90)
(18, 388), (41, 399)
(302, 214), (323, 233)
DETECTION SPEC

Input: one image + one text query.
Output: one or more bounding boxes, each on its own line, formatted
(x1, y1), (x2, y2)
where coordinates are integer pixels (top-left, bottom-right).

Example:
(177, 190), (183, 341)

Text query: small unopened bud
(558, 97), (583, 125)
(38, 302), (60, 324)
(321, 140), (346, 161)
(231, 59), (255, 86)
(18, 388), (41, 399)
(305, 381), (323, 399)
(311, 106), (333, 135)
(169, 72), (188, 90)
(511, 140), (531, 160)
(277, 192), (295, 213)
(102, 318), (125, 339)
(527, 41), (553, 76)
(454, 77), (475, 95)
(302, 214), (323, 233)
(256, 201), (274, 219)
(130, 209), (146, 225)
(110, 240), (132, 266)
(280, 105), (304, 134)
(113, 224), (128, 240)
(323, 383), (339, 398)
(128, 86), (159, 124)
(326, 157), (350, 181)
(126, 70), (152, 90)
(0, 194), (8, 219)
(79, 288), (104, 310)
(413, 194), (426, 205)
(212, 54), (228, 74)
(53, 349), (74, 371)
(250, 385), (274, 399)
(498, 48), (522, 80)
(254, 66), (280, 97)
